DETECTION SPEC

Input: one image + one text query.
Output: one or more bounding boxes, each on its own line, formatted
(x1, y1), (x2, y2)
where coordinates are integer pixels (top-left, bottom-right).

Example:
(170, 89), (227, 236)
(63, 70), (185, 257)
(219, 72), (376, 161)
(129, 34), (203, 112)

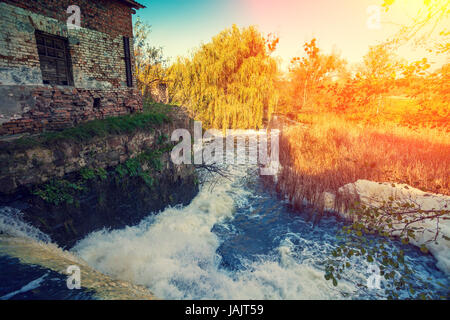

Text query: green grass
(5, 100), (181, 205)
(34, 142), (175, 205)
(33, 179), (85, 206)
(9, 102), (176, 149)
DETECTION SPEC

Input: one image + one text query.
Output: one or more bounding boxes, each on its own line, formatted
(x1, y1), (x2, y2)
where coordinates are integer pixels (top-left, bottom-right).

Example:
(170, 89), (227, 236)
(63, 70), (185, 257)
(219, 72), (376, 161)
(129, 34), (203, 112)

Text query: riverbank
(271, 113), (450, 275)
(1, 129), (448, 300)
(321, 180), (450, 274)
(277, 113), (449, 199)
(0, 102), (198, 247)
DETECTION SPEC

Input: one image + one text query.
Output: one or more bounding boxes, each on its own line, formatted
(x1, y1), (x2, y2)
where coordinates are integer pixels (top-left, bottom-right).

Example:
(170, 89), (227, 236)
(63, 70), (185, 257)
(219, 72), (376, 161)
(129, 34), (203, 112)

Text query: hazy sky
(134, 0), (444, 70)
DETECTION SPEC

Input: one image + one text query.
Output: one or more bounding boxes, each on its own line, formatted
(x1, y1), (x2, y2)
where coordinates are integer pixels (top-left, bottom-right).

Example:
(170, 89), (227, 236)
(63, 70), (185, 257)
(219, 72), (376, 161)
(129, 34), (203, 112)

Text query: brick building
(0, 0), (145, 135)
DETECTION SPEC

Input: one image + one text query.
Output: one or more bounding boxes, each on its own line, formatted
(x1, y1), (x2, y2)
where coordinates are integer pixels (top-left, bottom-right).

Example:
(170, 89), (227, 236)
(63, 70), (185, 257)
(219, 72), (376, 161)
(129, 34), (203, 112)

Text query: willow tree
(168, 25), (279, 130)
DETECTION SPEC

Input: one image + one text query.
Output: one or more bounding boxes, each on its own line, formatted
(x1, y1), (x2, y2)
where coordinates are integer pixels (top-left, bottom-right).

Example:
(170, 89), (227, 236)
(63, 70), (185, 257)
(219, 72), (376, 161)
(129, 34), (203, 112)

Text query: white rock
(323, 180), (450, 275)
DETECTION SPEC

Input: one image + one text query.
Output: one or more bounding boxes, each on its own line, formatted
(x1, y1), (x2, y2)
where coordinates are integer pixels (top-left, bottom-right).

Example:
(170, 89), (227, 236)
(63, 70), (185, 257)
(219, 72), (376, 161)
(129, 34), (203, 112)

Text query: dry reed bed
(276, 114), (450, 210)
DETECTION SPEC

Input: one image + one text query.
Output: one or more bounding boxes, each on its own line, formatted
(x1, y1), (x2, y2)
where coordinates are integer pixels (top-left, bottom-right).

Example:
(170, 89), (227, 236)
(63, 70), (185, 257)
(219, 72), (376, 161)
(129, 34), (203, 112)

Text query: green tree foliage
(288, 39), (347, 112)
(167, 25), (279, 129)
(331, 44), (400, 115)
(134, 18), (167, 98)
(325, 199), (450, 300)
(383, 0), (449, 50)
(399, 59), (450, 129)
(381, 0), (449, 129)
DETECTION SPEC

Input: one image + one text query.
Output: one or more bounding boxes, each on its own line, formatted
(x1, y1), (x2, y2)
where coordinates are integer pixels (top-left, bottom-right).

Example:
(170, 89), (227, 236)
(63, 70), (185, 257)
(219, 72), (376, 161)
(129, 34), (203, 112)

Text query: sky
(134, 0), (446, 71)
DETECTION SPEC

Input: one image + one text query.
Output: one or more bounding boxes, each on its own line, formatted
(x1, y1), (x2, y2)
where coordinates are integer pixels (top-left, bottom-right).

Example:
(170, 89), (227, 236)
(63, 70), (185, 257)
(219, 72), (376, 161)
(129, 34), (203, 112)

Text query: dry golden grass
(278, 113), (450, 207)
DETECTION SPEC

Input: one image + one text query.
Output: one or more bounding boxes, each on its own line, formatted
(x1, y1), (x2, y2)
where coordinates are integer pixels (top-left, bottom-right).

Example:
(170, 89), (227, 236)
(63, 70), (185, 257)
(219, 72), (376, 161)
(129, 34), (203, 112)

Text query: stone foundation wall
(0, 108), (197, 247)
(0, 86), (142, 134)
(0, 108), (191, 194)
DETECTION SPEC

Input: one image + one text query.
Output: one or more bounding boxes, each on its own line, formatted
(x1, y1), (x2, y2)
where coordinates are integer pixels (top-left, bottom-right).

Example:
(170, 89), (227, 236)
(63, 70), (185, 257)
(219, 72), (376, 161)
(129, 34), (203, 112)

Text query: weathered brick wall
(1, 0), (134, 38)
(0, 0), (143, 135)
(0, 87), (142, 134)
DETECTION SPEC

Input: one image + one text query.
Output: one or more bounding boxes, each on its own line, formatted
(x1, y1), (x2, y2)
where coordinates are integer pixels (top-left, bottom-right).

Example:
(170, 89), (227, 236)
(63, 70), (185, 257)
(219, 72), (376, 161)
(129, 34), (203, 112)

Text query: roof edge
(120, 0), (146, 9)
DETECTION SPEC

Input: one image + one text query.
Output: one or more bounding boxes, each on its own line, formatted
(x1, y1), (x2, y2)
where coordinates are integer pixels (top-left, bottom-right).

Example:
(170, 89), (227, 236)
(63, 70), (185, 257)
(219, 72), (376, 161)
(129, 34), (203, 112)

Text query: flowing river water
(0, 133), (449, 299)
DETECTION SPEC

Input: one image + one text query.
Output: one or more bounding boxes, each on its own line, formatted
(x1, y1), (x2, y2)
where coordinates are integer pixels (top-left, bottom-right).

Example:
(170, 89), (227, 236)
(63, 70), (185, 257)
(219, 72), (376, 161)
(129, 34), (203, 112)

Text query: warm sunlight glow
(0, 0), (448, 303)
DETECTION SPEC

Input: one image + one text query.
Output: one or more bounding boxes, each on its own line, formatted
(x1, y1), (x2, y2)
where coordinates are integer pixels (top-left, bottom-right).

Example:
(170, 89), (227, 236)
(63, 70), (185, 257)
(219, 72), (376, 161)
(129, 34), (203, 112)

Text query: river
(0, 133), (449, 299)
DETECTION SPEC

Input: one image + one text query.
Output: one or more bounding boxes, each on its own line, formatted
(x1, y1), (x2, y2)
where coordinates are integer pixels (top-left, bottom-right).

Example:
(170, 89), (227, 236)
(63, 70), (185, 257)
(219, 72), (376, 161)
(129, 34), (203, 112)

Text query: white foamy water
(0, 208), (155, 299)
(1, 133), (447, 299)
(0, 207), (50, 243)
(72, 138), (356, 299)
(0, 273), (49, 300)
(73, 185), (351, 299)
(0, 233), (156, 300)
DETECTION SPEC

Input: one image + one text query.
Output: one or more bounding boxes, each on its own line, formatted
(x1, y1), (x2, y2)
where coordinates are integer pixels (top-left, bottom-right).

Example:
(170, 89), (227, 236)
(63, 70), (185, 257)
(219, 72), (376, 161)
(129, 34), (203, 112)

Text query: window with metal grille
(35, 31), (73, 86)
(123, 36), (133, 87)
